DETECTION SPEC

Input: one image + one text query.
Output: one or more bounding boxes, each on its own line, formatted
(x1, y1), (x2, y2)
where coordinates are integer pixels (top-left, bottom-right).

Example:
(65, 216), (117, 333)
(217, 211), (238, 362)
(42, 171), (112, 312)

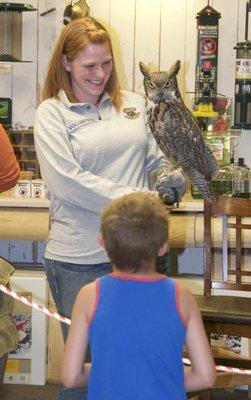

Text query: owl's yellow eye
(148, 81), (155, 89)
(165, 81), (171, 88)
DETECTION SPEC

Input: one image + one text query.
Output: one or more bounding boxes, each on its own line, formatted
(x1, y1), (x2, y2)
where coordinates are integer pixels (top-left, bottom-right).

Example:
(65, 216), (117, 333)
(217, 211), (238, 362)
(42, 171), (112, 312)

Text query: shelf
(203, 129), (242, 138)
(7, 129), (40, 178)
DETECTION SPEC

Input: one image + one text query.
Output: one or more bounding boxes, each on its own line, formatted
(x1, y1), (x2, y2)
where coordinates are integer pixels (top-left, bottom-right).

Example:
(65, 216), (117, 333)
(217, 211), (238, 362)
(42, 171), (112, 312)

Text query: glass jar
(213, 158), (250, 197)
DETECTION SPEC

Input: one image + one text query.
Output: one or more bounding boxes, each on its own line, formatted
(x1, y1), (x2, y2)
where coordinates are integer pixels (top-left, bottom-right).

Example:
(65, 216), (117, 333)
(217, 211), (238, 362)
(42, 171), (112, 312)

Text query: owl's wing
(153, 102), (217, 180)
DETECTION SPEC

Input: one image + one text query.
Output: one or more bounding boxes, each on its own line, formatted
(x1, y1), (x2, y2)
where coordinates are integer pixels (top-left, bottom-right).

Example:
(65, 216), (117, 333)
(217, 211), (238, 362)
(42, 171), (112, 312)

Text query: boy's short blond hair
(101, 192), (169, 272)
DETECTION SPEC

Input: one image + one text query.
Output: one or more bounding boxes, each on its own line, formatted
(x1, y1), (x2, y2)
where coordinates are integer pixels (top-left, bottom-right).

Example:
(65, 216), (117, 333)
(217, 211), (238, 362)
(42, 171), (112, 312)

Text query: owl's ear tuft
(139, 61), (150, 77)
(169, 60), (181, 77)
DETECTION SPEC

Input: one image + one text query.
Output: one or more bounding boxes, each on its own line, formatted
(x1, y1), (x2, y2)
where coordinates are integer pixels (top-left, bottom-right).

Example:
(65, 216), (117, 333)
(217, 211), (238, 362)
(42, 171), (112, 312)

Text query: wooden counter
(0, 194), (203, 245)
(1, 195), (251, 248)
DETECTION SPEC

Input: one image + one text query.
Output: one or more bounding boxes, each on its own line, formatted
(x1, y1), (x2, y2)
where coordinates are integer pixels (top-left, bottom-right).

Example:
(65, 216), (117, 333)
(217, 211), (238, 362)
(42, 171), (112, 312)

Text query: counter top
(0, 194), (203, 212)
(0, 196), (250, 247)
(0, 197), (50, 208)
(0, 193), (204, 243)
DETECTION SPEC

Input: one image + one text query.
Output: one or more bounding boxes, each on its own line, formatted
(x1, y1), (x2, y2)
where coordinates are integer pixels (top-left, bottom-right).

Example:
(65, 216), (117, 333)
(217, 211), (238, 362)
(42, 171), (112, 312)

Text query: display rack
(7, 129), (40, 178)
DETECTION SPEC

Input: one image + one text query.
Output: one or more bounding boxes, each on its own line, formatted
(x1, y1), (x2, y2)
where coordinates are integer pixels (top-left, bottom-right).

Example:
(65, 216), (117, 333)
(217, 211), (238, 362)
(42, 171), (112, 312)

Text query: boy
(61, 192), (216, 399)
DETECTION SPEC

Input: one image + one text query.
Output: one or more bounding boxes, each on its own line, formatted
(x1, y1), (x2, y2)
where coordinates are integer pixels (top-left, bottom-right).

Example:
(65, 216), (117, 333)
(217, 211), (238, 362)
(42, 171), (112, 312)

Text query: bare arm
(61, 284), (95, 388)
(179, 287), (216, 392)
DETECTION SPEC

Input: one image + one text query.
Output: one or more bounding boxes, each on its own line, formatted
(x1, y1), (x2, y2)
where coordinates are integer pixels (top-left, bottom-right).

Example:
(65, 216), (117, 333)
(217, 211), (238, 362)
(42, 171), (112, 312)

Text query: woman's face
(62, 42), (113, 105)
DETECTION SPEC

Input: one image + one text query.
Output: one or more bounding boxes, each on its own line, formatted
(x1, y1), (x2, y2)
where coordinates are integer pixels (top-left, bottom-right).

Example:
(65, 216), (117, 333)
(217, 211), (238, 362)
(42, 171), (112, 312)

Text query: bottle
(212, 161), (233, 195)
(231, 157), (250, 198)
(212, 157), (250, 197)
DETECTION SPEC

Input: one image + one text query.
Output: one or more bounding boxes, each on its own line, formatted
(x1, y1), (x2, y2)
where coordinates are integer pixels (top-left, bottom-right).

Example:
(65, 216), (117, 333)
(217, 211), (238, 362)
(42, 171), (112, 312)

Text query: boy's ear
(158, 242), (168, 257)
(98, 233), (105, 248)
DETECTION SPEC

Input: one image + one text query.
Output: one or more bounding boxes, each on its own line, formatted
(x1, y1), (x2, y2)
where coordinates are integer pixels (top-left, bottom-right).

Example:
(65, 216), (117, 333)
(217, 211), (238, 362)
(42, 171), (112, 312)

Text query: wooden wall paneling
(55, 0), (68, 34)
(9, 240), (34, 263)
(0, 74), (13, 98)
(37, 0), (62, 105)
(213, 0), (238, 99)
(177, 247), (203, 275)
(133, 0), (161, 94)
(237, 0), (248, 42)
(0, 239), (45, 265)
(109, 0), (136, 91)
(0, 240), (10, 259)
(160, 0), (187, 98)
(90, 0), (111, 27)
(12, 63), (37, 127)
(37, 240), (46, 263)
(183, 0), (204, 110)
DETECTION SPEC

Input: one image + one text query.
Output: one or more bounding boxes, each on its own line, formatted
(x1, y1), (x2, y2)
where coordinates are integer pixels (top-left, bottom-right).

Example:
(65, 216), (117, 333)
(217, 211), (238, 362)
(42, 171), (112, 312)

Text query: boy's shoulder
(77, 281), (97, 319)
(176, 283), (198, 323)
(79, 280), (96, 297)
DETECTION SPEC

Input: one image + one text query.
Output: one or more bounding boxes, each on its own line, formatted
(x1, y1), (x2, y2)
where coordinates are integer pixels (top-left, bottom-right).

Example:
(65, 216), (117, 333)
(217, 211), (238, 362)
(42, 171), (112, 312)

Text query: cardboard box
(12, 181), (31, 198)
(31, 180), (45, 198)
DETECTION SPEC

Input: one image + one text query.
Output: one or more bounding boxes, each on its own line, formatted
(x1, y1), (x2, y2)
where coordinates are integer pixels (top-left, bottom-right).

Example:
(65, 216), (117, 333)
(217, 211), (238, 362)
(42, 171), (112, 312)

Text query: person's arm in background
(0, 124), (20, 193)
(179, 286), (216, 392)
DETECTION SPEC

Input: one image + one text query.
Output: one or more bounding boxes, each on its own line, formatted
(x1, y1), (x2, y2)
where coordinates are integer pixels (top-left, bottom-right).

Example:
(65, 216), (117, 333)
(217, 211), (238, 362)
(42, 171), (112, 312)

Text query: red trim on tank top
(88, 279), (100, 327)
(108, 273), (166, 282)
(175, 283), (188, 328)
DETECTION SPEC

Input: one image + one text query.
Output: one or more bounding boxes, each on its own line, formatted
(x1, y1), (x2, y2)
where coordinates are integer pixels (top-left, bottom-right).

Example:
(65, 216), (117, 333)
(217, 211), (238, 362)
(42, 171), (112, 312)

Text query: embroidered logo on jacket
(123, 107), (140, 119)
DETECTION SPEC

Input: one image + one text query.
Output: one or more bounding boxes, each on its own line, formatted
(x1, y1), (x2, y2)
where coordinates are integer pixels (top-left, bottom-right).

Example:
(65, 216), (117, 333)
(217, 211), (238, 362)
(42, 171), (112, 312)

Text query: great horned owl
(139, 60), (218, 202)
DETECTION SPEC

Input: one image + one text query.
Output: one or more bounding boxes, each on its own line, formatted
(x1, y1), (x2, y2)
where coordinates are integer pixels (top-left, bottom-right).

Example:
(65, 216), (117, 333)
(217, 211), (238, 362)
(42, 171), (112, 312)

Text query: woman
(34, 16), (185, 400)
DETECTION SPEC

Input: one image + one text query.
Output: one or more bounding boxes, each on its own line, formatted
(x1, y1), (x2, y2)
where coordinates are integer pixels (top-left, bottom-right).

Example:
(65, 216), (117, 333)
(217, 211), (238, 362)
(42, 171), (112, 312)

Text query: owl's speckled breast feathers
(139, 60), (218, 202)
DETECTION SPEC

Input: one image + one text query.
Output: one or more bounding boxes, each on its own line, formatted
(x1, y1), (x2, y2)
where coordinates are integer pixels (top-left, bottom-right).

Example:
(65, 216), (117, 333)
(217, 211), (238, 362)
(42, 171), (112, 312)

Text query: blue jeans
(44, 259), (113, 400)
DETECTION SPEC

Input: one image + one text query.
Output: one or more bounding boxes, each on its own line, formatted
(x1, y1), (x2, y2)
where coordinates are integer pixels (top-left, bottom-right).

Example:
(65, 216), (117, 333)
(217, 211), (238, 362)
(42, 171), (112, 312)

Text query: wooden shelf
(7, 129), (40, 178)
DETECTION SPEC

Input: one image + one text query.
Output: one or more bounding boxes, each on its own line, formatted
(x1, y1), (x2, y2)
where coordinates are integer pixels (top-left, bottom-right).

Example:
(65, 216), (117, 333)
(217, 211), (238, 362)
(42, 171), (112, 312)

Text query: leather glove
(149, 167), (186, 205)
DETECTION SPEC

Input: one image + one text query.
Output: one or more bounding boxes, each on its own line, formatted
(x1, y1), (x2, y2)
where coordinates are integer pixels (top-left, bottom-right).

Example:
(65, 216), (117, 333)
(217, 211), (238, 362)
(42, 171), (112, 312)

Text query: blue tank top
(88, 274), (187, 400)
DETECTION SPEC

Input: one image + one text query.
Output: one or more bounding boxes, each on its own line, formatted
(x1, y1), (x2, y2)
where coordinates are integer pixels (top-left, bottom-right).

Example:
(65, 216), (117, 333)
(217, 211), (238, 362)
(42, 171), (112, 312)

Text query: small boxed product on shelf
(31, 180), (45, 198)
(12, 181), (31, 198)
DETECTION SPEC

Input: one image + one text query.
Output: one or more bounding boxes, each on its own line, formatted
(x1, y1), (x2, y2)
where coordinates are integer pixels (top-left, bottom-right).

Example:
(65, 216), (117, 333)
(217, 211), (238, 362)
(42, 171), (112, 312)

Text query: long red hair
(42, 17), (122, 110)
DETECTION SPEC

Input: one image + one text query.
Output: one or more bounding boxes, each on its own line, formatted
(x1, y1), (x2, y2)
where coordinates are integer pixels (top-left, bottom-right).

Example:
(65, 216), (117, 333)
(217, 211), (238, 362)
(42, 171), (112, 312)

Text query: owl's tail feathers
(204, 145), (219, 179)
(186, 169), (215, 203)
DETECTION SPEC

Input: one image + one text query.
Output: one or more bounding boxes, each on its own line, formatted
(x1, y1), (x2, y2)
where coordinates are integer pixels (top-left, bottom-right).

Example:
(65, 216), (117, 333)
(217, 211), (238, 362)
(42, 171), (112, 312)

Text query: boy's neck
(112, 265), (160, 277)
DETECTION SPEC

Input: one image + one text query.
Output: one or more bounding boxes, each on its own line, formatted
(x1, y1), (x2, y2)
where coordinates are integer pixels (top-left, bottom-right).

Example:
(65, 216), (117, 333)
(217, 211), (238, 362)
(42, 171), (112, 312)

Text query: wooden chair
(195, 195), (251, 398)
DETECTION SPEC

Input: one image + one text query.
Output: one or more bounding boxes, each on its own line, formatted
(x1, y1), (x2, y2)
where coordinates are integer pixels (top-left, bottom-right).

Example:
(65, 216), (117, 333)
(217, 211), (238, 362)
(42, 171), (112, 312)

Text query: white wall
(1, 0), (251, 163)
(90, 0), (251, 165)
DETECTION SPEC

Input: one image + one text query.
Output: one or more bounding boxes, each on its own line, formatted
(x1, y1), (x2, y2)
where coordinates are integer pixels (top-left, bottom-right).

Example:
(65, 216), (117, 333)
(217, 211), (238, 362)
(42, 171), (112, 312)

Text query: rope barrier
(0, 284), (71, 325)
(1, 284), (251, 376)
(182, 357), (251, 376)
